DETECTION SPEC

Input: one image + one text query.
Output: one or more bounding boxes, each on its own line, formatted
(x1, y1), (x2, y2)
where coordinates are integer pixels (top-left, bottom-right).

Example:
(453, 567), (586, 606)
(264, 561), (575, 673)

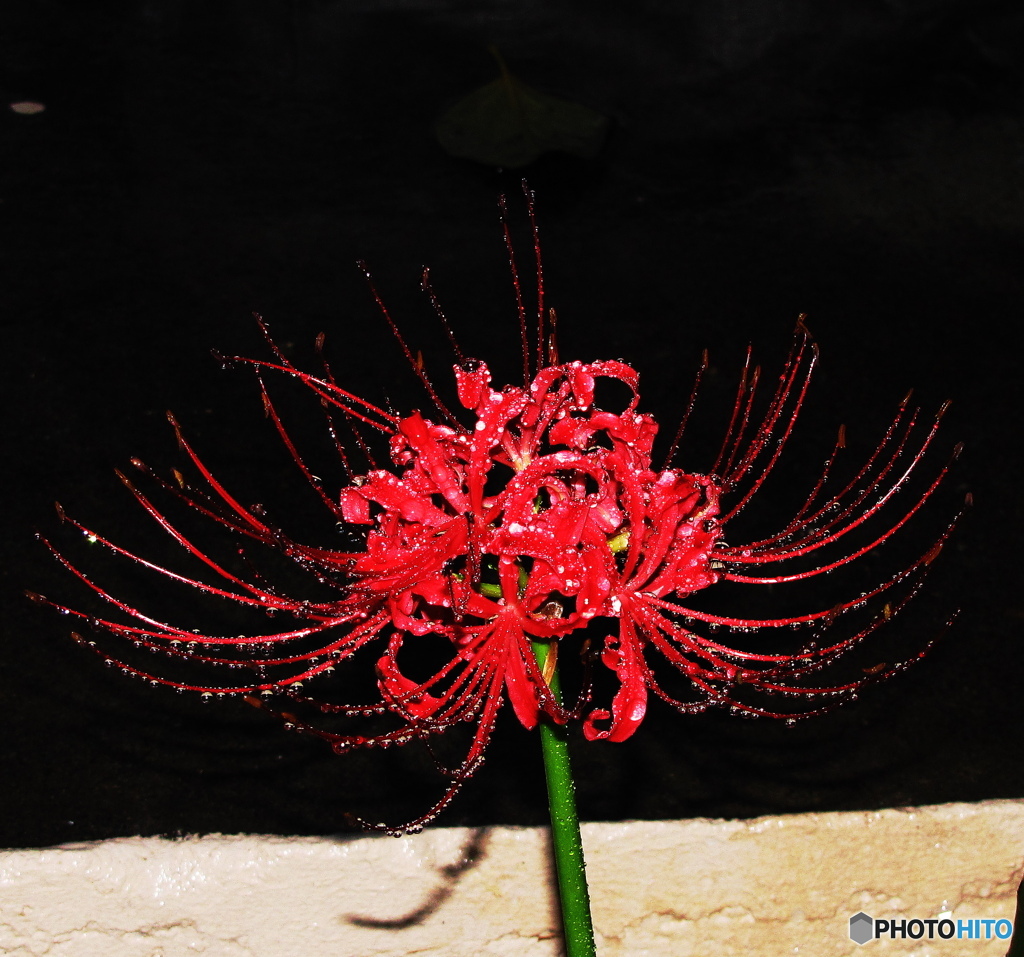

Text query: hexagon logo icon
(849, 912), (874, 945)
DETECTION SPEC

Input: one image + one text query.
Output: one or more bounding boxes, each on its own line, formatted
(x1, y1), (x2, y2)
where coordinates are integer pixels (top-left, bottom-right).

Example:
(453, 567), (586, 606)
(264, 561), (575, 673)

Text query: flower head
(33, 194), (960, 833)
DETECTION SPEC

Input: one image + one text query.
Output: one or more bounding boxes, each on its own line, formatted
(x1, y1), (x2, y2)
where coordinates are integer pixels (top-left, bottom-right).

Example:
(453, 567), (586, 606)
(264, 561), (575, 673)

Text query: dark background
(2, 0), (1020, 848)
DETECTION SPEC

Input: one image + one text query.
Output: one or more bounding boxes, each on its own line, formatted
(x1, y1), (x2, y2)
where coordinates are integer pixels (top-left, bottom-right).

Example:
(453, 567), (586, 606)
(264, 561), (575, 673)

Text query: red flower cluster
(342, 350), (727, 746)
(34, 203), (959, 832)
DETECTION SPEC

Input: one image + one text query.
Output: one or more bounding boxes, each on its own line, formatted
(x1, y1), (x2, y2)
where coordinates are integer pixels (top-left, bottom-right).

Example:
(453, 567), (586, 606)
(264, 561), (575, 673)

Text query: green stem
(530, 639), (597, 957)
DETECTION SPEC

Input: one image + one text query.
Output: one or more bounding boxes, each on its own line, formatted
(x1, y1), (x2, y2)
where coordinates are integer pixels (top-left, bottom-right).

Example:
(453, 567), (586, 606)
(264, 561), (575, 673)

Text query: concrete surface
(2, 800), (1022, 956)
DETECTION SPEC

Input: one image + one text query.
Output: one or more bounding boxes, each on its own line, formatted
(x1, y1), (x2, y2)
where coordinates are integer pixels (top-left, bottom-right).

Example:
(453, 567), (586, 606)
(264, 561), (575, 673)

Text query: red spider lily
(32, 195), (960, 833)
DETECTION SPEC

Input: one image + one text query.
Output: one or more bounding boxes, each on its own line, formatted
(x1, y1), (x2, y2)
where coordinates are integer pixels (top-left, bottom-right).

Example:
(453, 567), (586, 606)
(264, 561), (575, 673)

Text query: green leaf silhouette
(435, 51), (608, 169)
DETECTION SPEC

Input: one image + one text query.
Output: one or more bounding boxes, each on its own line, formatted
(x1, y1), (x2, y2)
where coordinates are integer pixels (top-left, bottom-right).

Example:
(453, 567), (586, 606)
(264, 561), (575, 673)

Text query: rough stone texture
(2, 800), (1022, 956)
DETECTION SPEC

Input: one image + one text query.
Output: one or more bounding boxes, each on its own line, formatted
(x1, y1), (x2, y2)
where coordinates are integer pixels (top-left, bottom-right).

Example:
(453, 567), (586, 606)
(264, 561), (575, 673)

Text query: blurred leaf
(435, 55), (608, 169)
(10, 101), (46, 115)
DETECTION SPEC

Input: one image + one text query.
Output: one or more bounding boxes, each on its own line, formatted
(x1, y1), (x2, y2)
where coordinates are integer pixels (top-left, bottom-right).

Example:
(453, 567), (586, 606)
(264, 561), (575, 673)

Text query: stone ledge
(2, 800), (1022, 956)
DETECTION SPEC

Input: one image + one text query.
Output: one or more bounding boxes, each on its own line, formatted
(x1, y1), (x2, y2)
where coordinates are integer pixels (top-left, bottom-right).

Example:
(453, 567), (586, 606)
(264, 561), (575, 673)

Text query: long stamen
(357, 260), (460, 427)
